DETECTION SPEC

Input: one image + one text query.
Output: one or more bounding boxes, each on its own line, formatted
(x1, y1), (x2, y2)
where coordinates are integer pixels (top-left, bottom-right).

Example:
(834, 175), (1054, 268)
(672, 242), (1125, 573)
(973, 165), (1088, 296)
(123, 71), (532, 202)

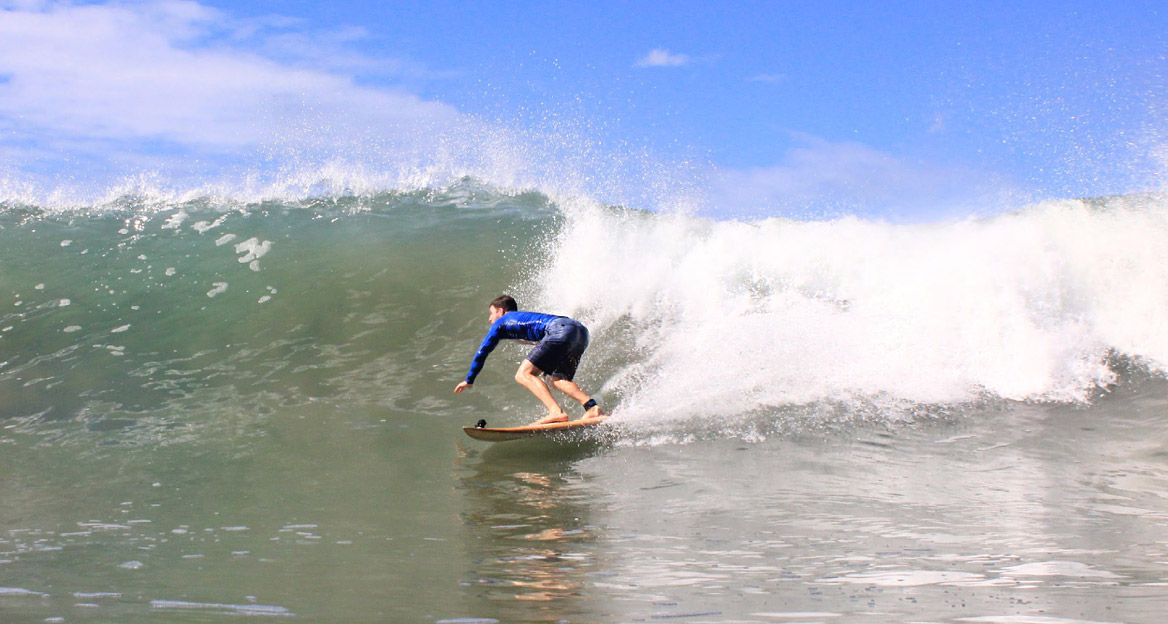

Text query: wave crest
(534, 193), (1168, 421)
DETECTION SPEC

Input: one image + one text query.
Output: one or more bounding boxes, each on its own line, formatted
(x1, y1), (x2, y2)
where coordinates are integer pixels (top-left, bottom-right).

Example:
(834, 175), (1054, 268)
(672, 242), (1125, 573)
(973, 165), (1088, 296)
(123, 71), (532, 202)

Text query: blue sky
(1, 0), (1165, 219)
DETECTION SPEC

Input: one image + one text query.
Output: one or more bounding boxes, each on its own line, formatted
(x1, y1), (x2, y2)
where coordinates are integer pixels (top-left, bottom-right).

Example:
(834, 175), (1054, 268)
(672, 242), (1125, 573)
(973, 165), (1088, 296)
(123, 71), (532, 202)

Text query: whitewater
(2, 179), (1168, 623)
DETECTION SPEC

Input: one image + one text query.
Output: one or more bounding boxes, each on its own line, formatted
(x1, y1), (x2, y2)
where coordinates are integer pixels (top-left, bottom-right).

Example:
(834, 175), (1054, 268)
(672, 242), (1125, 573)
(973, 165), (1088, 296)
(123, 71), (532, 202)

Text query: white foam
(0, 587), (43, 595)
(160, 211), (187, 230)
(151, 600), (292, 617)
(538, 195), (1168, 421)
(193, 215), (228, 233)
(235, 237), (272, 264)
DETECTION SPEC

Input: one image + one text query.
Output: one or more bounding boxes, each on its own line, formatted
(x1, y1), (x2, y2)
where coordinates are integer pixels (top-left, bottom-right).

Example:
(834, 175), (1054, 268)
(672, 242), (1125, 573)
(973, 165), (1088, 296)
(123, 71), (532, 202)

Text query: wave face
(1, 185), (1166, 443)
(0, 185), (559, 445)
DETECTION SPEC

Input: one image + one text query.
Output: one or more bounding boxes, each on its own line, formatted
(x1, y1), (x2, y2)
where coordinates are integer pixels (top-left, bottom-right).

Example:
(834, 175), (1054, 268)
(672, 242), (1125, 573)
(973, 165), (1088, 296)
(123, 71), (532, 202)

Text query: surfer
(454, 295), (604, 425)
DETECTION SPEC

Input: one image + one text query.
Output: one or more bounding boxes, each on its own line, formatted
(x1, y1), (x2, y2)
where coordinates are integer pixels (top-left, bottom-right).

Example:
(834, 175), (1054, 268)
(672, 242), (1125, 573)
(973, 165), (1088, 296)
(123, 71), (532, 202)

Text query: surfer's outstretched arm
(455, 306), (510, 393)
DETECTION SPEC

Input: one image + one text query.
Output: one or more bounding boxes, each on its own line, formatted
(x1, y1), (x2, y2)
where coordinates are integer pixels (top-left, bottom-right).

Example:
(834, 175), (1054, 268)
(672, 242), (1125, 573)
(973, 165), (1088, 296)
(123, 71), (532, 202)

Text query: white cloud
(0, 0), (470, 190)
(746, 73), (786, 84)
(635, 48), (690, 68)
(708, 136), (1019, 221)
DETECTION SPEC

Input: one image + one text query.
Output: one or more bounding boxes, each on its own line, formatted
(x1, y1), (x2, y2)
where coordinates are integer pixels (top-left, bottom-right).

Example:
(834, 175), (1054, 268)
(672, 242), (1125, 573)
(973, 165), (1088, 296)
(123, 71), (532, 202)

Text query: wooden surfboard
(462, 416), (609, 442)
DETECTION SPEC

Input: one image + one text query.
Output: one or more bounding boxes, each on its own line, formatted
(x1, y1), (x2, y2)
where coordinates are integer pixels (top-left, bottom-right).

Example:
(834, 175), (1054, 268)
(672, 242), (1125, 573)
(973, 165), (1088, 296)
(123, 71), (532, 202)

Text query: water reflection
(453, 440), (609, 621)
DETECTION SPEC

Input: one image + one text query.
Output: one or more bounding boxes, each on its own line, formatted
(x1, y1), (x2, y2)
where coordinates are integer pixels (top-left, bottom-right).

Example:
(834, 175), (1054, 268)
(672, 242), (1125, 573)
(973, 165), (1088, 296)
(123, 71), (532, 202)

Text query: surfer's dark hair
(490, 295), (518, 312)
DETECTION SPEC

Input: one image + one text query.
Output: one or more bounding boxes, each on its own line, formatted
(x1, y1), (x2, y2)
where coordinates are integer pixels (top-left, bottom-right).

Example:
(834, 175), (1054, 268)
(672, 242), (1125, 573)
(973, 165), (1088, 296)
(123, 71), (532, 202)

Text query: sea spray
(539, 193), (1168, 423)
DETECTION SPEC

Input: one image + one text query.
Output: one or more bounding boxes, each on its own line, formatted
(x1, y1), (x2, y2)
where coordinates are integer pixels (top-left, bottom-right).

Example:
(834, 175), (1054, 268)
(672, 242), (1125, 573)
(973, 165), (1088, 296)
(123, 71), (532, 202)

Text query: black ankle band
(583, 399), (597, 410)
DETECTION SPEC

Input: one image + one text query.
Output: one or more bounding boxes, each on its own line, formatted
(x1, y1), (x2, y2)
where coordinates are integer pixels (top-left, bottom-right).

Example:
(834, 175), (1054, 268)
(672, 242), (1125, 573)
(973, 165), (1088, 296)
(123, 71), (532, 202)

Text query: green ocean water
(2, 185), (1168, 623)
(1, 189), (554, 437)
(0, 188), (562, 621)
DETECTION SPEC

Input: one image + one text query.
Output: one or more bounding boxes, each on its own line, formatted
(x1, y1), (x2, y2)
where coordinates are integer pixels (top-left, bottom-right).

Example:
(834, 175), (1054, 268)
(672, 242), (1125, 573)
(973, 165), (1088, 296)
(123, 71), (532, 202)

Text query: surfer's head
(490, 295), (518, 312)
(488, 294), (517, 323)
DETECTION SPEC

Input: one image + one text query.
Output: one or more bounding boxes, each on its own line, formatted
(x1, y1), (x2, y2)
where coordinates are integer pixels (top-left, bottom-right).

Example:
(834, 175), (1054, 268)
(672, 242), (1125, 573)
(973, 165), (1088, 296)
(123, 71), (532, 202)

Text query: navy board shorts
(526, 318), (590, 380)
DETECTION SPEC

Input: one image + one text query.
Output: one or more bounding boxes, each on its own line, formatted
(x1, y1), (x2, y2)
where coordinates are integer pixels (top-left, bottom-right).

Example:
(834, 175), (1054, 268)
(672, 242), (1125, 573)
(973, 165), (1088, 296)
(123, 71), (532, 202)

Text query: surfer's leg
(516, 360), (569, 424)
(548, 377), (587, 403)
(548, 377), (603, 418)
(543, 323), (601, 418)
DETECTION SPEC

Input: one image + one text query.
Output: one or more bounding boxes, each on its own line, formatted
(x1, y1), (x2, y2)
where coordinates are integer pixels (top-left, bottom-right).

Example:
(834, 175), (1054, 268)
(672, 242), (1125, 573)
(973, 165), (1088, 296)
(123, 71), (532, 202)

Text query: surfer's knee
(515, 360), (543, 385)
(514, 367), (538, 385)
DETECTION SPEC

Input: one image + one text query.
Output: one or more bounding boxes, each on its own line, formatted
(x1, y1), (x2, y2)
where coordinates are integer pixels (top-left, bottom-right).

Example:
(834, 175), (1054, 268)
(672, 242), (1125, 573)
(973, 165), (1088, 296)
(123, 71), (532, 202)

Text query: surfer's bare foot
(583, 405), (604, 419)
(532, 411), (570, 425)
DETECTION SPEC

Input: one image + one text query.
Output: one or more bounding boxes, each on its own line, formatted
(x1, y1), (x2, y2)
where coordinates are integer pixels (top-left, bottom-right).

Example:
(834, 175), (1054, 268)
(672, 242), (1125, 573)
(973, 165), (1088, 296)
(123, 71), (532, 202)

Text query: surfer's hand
(454, 381), (472, 393)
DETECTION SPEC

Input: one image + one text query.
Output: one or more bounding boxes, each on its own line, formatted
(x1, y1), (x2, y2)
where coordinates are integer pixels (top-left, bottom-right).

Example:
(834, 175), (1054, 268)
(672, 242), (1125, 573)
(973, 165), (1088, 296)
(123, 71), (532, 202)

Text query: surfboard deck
(462, 416), (609, 442)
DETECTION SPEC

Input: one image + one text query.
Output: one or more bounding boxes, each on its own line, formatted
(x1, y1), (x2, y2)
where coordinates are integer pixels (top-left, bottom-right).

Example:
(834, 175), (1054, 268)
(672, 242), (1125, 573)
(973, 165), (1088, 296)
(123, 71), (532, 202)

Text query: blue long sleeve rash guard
(464, 311), (561, 384)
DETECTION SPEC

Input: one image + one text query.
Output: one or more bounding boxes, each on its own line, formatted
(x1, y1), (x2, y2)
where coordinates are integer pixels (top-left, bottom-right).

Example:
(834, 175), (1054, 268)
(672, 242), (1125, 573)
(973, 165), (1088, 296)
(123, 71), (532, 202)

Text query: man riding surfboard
(454, 295), (604, 425)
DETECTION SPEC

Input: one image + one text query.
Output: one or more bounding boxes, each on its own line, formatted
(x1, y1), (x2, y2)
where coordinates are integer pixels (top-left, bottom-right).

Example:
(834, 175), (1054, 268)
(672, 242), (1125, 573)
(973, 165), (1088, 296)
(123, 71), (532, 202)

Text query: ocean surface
(1, 183), (1167, 623)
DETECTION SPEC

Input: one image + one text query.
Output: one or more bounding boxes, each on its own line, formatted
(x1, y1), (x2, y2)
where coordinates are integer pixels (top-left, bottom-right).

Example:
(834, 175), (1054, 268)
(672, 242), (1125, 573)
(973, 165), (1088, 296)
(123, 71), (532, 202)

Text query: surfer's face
(488, 305), (507, 323)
